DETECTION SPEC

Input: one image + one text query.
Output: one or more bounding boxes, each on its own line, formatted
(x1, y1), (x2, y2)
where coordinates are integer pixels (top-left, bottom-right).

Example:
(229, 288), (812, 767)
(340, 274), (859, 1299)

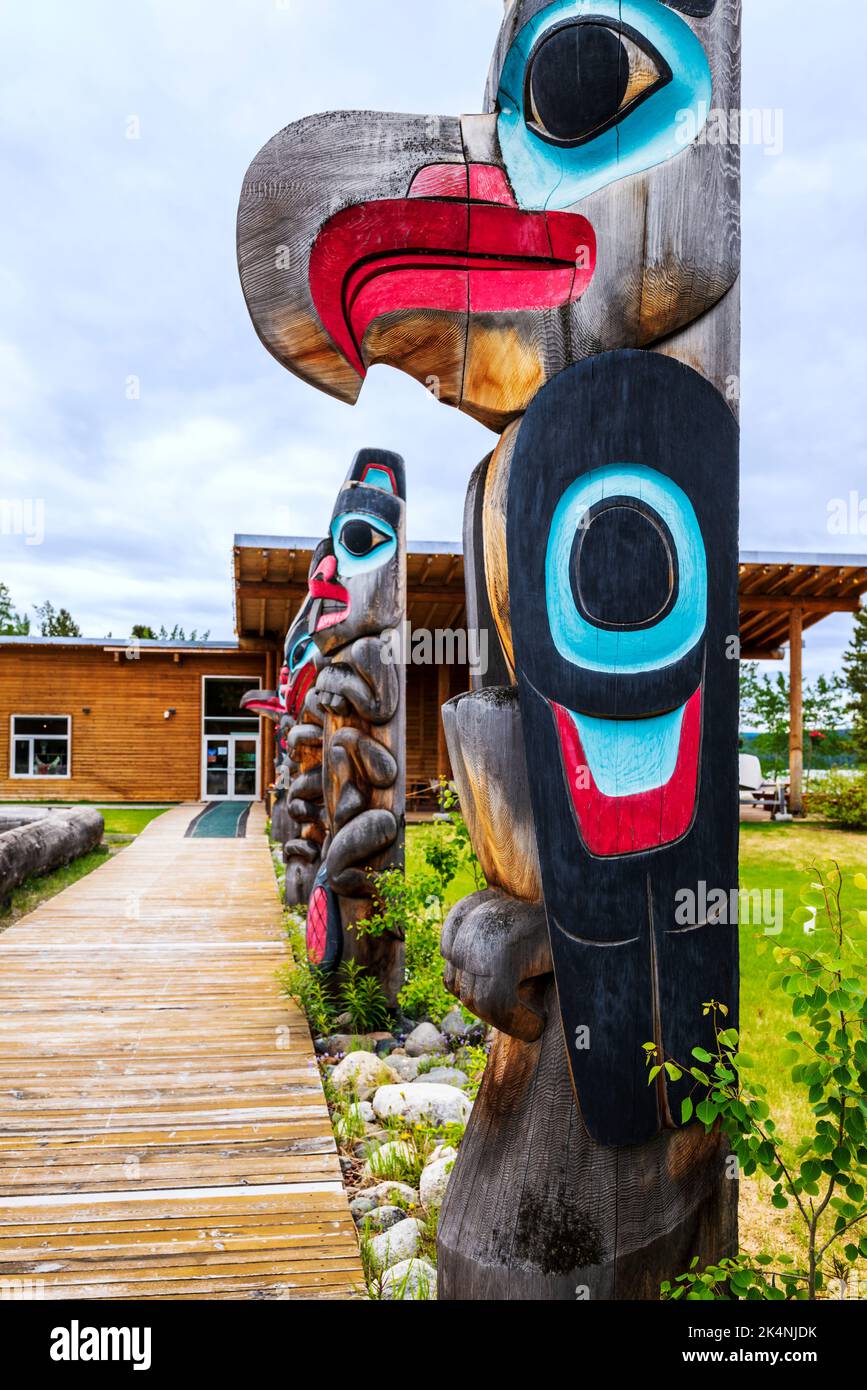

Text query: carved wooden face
(282, 593), (319, 721)
(307, 449), (407, 657)
(237, 0), (736, 429)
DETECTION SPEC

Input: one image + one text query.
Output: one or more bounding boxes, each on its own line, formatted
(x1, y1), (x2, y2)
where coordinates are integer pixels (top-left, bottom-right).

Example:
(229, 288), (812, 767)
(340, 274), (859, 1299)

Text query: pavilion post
(789, 606), (804, 815)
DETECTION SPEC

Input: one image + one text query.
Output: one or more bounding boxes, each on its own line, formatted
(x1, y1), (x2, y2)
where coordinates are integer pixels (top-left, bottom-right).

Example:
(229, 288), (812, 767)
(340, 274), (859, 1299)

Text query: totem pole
(240, 671), (295, 849)
(280, 585), (328, 907)
(242, 582), (326, 902)
(302, 450), (408, 1003)
(238, 0), (740, 1298)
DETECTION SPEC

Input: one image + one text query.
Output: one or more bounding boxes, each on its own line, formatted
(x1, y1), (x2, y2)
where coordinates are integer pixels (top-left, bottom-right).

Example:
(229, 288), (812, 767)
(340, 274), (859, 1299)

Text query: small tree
(0, 582), (30, 635)
(131, 624), (211, 641)
(843, 606), (867, 766)
(647, 865), (867, 1302)
(740, 663), (851, 775)
(34, 601), (81, 637)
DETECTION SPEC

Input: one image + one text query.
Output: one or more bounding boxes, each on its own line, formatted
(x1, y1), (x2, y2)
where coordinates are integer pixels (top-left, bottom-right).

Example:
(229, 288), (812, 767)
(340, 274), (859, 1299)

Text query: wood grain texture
(438, 982), (737, 1300)
(0, 805), (363, 1300)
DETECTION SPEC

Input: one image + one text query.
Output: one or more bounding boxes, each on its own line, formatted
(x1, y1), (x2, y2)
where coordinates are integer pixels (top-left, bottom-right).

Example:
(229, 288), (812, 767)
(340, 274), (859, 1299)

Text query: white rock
(380, 1258), (438, 1301)
(362, 1181), (419, 1207)
(420, 1154), (456, 1209)
(405, 1023), (448, 1057)
(368, 1218), (423, 1272)
(427, 1144), (458, 1167)
(361, 1140), (415, 1183)
(332, 1100), (375, 1141)
(389, 1055), (421, 1081)
(372, 1083), (472, 1128)
(414, 1067), (469, 1090)
(330, 1051), (399, 1099)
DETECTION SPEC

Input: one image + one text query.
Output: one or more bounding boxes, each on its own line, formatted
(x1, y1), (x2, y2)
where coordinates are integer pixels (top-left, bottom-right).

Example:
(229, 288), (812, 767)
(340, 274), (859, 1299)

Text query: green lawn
(0, 847), (112, 932)
(0, 805), (169, 932)
(98, 807), (169, 837)
(407, 817), (867, 1268)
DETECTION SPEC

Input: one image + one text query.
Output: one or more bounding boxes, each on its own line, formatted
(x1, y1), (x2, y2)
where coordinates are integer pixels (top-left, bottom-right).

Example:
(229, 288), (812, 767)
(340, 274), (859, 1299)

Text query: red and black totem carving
(238, 0), (741, 1299)
(304, 450), (408, 1003)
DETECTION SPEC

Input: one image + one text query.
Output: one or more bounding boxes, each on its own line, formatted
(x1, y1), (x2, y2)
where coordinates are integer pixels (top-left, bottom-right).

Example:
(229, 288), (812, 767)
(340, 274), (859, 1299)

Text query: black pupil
(574, 505), (674, 629)
(341, 520), (378, 557)
(530, 23), (628, 141)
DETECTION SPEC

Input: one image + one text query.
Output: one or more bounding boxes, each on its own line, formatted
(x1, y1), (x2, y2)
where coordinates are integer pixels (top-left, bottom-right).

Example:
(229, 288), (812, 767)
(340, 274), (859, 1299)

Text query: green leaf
(665, 1063), (683, 1083)
(692, 1047), (714, 1064)
(696, 1100), (720, 1127)
(854, 873), (867, 892)
(681, 1097), (694, 1125)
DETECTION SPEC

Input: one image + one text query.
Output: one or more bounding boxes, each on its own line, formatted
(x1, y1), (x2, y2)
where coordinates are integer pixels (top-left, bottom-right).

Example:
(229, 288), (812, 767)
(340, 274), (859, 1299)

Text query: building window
(11, 716), (71, 779)
(202, 678), (259, 737)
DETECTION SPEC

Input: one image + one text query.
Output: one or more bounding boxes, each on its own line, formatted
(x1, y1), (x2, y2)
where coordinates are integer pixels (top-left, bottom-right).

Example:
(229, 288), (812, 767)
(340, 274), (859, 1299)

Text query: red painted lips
(309, 163), (597, 378)
(285, 662), (316, 721)
(552, 689), (703, 858)
(308, 555), (351, 633)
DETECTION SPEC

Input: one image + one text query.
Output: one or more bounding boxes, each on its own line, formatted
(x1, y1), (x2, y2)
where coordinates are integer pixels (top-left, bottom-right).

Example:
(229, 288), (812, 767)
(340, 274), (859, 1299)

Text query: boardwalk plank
(0, 804), (362, 1300)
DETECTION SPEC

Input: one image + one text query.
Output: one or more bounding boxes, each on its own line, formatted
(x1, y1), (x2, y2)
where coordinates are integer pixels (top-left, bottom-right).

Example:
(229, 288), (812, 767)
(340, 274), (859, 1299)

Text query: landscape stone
(372, 1083), (472, 1128)
(380, 1258), (438, 1300)
(414, 1067), (468, 1090)
(404, 1022), (448, 1057)
(368, 1218), (423, 1272)
(330, 1051), (400, 1099)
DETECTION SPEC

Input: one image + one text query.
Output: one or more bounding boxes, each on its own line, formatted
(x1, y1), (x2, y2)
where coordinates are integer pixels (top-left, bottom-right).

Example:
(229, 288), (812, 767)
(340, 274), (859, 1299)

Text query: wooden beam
(437, 663), (450, 784)
(739, 596), (860, 615)
(789, 608), (804, 816)
(237, 582), (309, 602)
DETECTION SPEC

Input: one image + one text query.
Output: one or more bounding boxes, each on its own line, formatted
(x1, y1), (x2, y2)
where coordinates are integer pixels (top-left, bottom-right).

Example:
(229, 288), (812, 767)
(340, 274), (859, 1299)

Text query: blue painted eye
(526, 20), (671, 148)
(332, 511), (397, 576)
(497, 0), (712, 210)
(545, 464), (707, 675)
(288, 635), (315, 673)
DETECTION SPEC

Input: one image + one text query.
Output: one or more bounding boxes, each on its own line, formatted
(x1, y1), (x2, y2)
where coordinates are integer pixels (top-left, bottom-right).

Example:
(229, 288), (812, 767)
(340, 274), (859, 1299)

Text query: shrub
(806, 773), (867, 830)
(279, 917), (389, 1037)
(356, 788), (485, 1024)
(647, 864), (867, 1301)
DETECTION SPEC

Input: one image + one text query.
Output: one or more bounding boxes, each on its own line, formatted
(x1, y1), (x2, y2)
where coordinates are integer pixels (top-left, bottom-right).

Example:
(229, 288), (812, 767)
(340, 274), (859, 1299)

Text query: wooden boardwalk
(0, 805), (362, 1300)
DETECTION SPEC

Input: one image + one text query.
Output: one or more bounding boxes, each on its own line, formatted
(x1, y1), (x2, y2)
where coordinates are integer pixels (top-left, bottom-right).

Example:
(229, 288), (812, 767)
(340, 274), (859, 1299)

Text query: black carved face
(309, 450), (407, 658)
(506, 350), (739, 1146)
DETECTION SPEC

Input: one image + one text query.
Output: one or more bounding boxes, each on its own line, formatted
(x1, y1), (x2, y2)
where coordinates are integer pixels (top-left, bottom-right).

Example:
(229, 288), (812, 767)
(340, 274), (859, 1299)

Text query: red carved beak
(309, 163), (597, 379)
(240, 690), (285, 721)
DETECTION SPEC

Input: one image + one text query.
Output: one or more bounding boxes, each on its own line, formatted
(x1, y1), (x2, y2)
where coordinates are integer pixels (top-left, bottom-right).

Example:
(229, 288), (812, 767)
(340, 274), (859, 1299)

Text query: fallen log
(0, 809), (105, 904)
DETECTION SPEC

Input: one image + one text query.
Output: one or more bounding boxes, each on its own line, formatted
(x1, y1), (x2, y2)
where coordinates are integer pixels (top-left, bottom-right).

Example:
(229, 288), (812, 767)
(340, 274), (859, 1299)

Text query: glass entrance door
(203, 734), (259, 800)
(232, 738), (258, 798)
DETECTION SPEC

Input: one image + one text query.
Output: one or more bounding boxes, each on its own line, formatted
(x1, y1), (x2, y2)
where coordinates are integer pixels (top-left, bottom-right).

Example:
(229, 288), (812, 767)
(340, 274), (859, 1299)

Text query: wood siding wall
(0, 650), (266, 803)
(0, 648), (470, 805)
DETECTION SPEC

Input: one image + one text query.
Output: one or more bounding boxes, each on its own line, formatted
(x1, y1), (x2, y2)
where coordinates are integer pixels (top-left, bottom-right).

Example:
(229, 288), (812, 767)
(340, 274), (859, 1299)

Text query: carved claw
(441, 889), (553, 1043)
(326, 808), (399, 897)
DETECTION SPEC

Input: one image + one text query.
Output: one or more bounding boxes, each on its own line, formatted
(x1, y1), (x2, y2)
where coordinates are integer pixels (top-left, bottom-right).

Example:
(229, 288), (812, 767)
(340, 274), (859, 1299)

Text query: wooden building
(1, 542), (864, 806)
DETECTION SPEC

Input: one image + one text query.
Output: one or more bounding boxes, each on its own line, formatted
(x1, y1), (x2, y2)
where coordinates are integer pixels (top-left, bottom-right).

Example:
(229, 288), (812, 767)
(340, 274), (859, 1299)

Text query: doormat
(186, 802), (253, 839)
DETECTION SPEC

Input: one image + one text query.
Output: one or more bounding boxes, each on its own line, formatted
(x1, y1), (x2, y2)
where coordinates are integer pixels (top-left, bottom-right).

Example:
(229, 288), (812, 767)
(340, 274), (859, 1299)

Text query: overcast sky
(1, 0), (865, 680)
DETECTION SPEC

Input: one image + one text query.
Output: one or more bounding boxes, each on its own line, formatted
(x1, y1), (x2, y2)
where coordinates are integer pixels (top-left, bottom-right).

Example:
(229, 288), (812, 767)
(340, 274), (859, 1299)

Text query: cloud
(0, 0), (863, 685)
